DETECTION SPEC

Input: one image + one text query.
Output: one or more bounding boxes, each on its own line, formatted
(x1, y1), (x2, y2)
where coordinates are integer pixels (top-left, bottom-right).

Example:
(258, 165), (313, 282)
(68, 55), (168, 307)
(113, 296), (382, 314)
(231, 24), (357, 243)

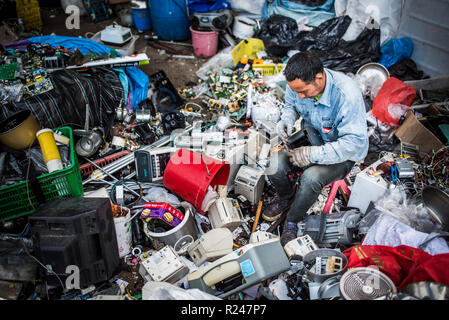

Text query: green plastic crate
(0, 126), (83, 221)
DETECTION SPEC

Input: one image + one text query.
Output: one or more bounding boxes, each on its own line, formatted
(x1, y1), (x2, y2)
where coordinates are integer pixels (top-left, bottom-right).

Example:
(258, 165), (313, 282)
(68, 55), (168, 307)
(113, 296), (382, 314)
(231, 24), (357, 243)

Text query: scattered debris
(0, 0), (449, 303)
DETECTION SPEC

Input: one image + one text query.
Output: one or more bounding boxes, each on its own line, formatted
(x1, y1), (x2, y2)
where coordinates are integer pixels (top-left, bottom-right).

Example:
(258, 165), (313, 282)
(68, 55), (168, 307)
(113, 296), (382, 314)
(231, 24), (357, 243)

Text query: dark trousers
(267, 149), (354, 223)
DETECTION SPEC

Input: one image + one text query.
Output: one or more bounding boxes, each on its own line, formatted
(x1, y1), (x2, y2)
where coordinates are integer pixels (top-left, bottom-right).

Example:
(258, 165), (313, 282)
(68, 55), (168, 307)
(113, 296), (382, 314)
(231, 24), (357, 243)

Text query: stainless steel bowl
(356, 62), (390, 84)
(421, 186), (449, 231)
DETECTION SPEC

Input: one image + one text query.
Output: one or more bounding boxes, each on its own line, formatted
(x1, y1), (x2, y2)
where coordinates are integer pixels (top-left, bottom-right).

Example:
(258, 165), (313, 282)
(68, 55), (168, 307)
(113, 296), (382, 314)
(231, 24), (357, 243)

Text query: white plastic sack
(334, 0), (348, 16)
(250, 91), (282, 123)
(263, 71), (287, 91)
(362, 214), (449, 256)
(366, 110), (393, 133)
(373, 186), (442, 234)
(142, 281), (221, 300)
(196, 46), (235, 80)
(268, 278), (293, 300)
(190, 82), (209, 99)
(339, 0), (404, 45)
(347, 72), (385, 101)
(216, 115), (232, 131)
(251, 105), (280, 123)
(144, 187), (181, 206)
(60, 0), (87, 16)
(387, 103), (409, 121)
(228, 0), (265, 16)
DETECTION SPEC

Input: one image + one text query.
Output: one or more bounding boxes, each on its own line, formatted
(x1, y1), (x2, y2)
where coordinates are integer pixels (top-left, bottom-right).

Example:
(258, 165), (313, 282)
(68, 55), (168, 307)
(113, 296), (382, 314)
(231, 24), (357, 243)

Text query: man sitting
(262, 52), (369, 246)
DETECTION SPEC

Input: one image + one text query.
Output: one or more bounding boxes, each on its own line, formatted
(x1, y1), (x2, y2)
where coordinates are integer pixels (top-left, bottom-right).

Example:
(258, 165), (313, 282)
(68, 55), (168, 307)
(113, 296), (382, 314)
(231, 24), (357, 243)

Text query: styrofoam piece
(188, 228), (234, 266)
(347, 155), (394, 213)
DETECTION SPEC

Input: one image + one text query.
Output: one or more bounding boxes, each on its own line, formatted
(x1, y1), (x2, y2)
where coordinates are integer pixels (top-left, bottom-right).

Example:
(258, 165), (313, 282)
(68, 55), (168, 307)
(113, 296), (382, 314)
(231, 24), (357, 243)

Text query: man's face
(287, 72), (325, 99)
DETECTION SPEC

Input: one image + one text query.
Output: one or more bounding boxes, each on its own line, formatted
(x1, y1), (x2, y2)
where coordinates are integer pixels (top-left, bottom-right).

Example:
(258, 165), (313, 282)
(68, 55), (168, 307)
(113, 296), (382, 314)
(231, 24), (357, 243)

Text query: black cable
(109, 179), (142, 207)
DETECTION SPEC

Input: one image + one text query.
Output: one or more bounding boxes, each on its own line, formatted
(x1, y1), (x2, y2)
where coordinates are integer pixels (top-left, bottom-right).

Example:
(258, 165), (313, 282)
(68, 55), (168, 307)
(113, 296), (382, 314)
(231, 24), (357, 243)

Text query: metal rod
(82, 133), (172, 185)
(171, 55), (196, 60)
(411, 101), (448, 110)
(83, 157), (146, 201)
(158, 40), (193, 47)
(82, 126), (191, 193)
(84, 157), (120, 182)
(201, 151), (210, 176)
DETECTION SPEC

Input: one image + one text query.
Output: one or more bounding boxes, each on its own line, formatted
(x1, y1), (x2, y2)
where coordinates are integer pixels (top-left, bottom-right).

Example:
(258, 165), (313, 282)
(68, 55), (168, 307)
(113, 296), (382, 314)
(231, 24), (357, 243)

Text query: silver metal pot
(356, 62), (390, 83)
(75, 130), (103, 157)
(421, 186), (449, 231)
(143, 206), (199, 254)
(303, 248), (348, 283)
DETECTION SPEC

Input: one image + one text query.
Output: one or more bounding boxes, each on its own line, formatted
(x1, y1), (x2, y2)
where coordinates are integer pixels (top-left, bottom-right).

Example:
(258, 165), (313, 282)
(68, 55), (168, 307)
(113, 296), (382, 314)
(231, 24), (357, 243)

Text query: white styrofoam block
(347, 156), (393, 213)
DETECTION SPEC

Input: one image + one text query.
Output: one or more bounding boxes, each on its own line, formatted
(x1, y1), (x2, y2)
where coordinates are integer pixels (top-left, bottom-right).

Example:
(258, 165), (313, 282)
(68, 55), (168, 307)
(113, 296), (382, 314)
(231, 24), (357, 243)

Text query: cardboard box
(395, 110), (445, 158)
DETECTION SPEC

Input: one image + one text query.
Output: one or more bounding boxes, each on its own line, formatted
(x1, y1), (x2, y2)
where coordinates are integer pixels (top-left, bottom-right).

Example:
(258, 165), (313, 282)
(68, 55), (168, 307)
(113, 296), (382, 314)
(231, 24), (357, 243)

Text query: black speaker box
(29, 197), (120, 288)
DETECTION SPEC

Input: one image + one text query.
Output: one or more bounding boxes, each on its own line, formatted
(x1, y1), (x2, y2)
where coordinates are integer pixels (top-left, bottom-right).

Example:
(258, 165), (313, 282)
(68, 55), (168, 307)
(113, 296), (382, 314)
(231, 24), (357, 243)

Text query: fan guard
(340, 267), (397, 300)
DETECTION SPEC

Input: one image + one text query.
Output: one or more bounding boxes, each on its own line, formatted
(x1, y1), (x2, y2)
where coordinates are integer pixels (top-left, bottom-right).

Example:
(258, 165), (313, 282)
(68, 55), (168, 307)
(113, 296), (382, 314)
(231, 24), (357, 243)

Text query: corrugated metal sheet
(397, 0), (449, 76)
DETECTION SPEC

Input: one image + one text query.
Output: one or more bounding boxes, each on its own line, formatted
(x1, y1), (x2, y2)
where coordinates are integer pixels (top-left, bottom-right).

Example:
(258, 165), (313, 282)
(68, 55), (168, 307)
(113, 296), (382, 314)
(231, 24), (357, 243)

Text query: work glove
(276, 120), (294, 141)
(288, 146), (311, 168)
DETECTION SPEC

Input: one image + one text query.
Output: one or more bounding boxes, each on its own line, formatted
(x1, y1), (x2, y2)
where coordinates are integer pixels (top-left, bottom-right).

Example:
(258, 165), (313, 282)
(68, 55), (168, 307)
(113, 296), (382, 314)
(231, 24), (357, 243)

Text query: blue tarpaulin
(27, 35), (149, 111)
(187, 0), (230, 13)
(262, 0), (335, 27)
(379, 37), (414, 69)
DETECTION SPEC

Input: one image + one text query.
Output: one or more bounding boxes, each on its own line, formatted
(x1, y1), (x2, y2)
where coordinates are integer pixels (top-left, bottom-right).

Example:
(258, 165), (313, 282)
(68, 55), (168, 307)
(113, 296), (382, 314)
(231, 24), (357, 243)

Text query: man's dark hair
(283, 51), (324, 83)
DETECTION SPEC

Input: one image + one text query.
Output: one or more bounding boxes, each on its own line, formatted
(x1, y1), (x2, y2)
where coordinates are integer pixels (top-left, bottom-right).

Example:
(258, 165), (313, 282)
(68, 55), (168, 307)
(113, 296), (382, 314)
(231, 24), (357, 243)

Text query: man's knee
(300, 166), (325, 192)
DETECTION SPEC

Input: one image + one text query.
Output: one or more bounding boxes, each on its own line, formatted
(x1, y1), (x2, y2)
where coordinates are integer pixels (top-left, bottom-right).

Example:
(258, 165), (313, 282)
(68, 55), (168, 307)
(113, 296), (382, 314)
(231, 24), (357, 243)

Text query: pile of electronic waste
(2, 40), (449, 300)
(8, 102), (442, 300)
(0, 41), (134, 105)
(0, 43), (56, 103)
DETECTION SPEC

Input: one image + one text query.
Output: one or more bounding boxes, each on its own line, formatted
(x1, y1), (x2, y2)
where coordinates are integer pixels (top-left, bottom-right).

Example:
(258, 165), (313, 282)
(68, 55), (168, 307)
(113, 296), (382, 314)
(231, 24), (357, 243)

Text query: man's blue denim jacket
(281, 68), (369, 164)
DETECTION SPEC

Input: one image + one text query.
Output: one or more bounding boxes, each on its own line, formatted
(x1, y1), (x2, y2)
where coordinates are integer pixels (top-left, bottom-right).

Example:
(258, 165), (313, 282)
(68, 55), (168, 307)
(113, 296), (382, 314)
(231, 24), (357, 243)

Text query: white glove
(276, 120), (294, 141)
(288, 146), (311, 168)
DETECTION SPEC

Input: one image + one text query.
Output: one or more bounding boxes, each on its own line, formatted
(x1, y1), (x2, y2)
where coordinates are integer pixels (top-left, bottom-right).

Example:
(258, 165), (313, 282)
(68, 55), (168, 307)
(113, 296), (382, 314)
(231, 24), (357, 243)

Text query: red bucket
(163, 149), (230, 214)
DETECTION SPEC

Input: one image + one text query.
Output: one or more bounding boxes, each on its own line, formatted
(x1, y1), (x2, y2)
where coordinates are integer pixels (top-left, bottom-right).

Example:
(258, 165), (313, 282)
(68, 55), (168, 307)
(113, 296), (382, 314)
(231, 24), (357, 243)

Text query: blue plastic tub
(132, 7), (152, 31)
(149, 0), (191, 41)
